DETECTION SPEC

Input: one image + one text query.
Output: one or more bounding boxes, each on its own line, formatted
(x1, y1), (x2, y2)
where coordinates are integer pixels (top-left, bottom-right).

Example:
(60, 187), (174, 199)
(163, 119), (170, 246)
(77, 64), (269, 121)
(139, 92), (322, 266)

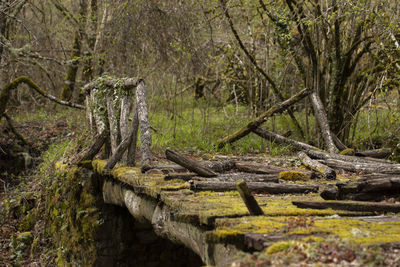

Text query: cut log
(136, 80), (152, 171)
(217, 88), (311, 149)
(190, 181), (318, 193)
(298, 151), (336, 180)
(236, 180), (264, 215)
(355, 148), (393, 159)
(77, 129), (108, 163)
(235, 162), (286, 174)
(252, 128), (318, 152)
(202, 160), (236, 173)
(165, 149), (217, 177)
(292, 200), (400, 213)
(309, 92), (338, 153)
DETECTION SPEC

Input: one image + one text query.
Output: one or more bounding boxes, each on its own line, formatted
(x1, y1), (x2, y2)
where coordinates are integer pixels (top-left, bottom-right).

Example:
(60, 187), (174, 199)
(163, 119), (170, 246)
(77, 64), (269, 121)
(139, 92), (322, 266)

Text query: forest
(1, 0), (399, 266)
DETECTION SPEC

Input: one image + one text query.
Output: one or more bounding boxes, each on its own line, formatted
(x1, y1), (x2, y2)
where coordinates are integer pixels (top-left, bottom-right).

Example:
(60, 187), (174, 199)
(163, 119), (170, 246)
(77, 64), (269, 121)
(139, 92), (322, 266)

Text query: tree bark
(298, 152), (336, 180)
(292, 200), (400, 213)
(136, 80), (152, 171)
(252, 127), (319, 151)
(107, 95), (120, 154)
(236, 180), (264, 216)
(309, 92), (338, 153)
(77, 129), (107, 163)
(235, 161), (286, 174)
(165, 149), (217, 177)
(217, 87), (311, 148)
(0, 76), (84, 117)
(190, 181), (318, 193)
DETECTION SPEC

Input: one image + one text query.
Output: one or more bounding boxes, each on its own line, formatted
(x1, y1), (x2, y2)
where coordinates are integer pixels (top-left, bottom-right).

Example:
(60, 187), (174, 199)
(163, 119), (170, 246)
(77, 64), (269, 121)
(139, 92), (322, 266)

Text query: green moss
(279, 171), (309, 181)
(265, 240), (294, 255)
(340, 148), (355, 155)
(19, 210), (35, 231)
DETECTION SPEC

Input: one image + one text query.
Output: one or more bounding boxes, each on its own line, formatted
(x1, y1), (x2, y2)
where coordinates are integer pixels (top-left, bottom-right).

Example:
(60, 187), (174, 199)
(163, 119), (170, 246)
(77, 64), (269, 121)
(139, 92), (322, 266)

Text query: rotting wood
(321, 158), (400, 174)
(236, 180), (264, 216)
(309, 92), (339, 154)
(107, 95), (120, 154)
(120, 94), (132, 163)
(252, 128), (318, 151)
(355, 148), (393, 159)
(305, 149), (394, 165)
(210, 173), (279, 183)
(298, 151), (336, 180)
(136, 80), (152, 172)
(202, 160), (236, 173)
(216, 87), (311, 149)
(77, 129), (108, 163)
(164, 173), (198, 181)
(104, 124), (137, 171)
(126, 97), (139, 166)
(292, 200), (400, 213)
(190, 181), (318, 193)
(235, 162), (286, 174)
(166, 149), (217, 177)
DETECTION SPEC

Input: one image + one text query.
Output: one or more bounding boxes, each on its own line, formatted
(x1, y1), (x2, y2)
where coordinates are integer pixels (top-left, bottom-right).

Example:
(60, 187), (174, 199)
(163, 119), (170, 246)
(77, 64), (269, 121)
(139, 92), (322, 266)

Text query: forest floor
(1, 107), (400, 266)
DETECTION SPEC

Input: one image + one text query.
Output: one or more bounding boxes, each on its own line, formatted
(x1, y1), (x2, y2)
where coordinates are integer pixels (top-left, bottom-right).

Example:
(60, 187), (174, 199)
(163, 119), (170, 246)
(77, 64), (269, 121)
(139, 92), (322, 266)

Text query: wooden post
(107, 94), (120, 154)
(120, 94), (132, 163)
(126, 98), (139, 166)
(136, 80), (152, 171)
(236, 180), (264, 216)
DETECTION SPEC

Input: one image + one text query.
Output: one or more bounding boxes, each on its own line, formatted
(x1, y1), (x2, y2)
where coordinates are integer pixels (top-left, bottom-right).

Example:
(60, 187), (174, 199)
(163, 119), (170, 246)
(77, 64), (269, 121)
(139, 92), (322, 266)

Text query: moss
(339, 148), (355, 156)
(279, 171), (309, 181)
(265, 240), (295, 255)
(19, 210), (35, 231)
(92, 159), (107, 174)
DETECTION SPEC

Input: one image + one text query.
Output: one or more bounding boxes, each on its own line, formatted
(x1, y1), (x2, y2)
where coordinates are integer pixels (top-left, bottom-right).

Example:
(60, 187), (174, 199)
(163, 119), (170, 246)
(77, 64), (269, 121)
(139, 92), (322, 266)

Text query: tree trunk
(298, 152), (336, 180)
(165, 149), (217, 177)
(309, 92), (338, 153)
(136, 80), (152, 171)
(217, 87), (311, 148)
(252, 127), (318, 151)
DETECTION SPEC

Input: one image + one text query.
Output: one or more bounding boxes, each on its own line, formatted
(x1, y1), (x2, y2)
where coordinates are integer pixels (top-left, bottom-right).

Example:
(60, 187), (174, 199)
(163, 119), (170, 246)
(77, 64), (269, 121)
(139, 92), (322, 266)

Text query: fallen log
(202, 160), (236, 173)
(217, 88), (311, 149)
(211, 173), (279, 183)
(306, 149), (394, 165)
(252, 128), (319, 152)
(355, 148), (393, 159)
(150, 164), (188, 174)
(77, 129), (108, 163)
(298, 152), (336, 180)
(321, 158), (400, 174)
(236, 180), (264, 215)
(235, 162), (286, 174)
(164, 173), (198, 181)
(190, 181), (318, 193)
(292, 200), (400, 213)
(165, 149), (217, 177)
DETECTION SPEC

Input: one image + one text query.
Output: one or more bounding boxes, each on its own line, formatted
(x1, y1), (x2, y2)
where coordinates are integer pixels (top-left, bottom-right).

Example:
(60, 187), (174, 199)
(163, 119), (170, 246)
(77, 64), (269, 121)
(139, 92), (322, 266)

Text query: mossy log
(166, 149), (217, 177)
(355, 148), (393, 159)
(216, 88), (311, 149)
(298, 152), (336, 180)
(190, 181), (318, 194)
(60, 31), (81, 101)
(0, 76), (84, 117)
(210, 173), (279, 183)
(321, 158), (400, 174)
(202, 160), (236, 173)
(292, 200), (400, 213)
(252, 128), (318, 151)
(278, 170), (317, 181)
(235, 162), (286, 174)
(236, 180), (264, 216)
(164, 173), (198, 181)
